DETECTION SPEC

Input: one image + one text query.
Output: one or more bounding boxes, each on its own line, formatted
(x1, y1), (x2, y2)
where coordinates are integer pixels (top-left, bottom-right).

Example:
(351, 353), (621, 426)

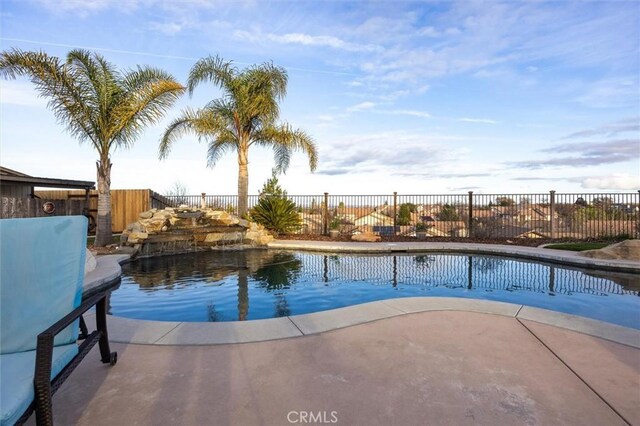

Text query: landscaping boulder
(120, 207), (273, 257)
(580, 240), (640, 262)
(351, 232), (381, 242)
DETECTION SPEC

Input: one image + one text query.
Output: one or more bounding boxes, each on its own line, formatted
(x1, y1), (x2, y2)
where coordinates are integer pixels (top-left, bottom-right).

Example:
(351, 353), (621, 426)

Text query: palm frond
(187, 55), (234, 97)
(253, 123), (318, 172)
(112, 66), (185, 150)
(206, 136), (237, 167)
(0, 48), (101, 150)
(158, 107), (231, 160)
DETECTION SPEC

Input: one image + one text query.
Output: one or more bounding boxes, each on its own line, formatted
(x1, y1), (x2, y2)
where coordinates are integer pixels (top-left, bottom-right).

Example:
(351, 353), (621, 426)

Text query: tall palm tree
(0, 48), (185, 246)
(159, 56), (317, 217)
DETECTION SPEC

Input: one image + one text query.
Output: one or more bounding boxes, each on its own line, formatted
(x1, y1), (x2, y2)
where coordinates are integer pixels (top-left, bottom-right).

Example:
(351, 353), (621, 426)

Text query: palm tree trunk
(237, 147), (249, 217)
(95, 158), (113, 247)
(237, 269), (249, 321)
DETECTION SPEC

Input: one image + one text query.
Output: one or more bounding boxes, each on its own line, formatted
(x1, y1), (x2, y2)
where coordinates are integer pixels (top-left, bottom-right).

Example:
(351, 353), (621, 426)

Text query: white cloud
(347, 101), (376, 112)
(34, 0), (142, 16)
(386, 110), (432, 119)
(573, 76), (639, 109)
(0, 81), (47, 108)
(582, 175), (640, 190)
(417, 26), (440, 37)
(149, 21), (184, 36)
(562, 117), (640, 139)
(34, 0), (228, 15)
(317, 115), (337, 122)
(458, 118), (499, 124)
(317, 130), (469, 177)
(233, 30), (380, 52)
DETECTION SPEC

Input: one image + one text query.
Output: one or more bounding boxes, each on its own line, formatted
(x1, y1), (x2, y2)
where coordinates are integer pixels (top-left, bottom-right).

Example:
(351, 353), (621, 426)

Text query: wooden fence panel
(111, 189), (150, 233)
(1, 197), (86, 219)
(34, 189), (152, 233)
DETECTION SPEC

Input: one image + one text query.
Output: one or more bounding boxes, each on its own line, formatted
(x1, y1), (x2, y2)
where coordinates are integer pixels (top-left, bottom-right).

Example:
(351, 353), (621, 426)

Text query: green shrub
(415, 222), (428, 232)
(397, 203), (412, 226)
(251, 196), (301, 235)
(250, 172), (302, 235)
(544, 242), (609, 251)
(438, 204), (459, 221)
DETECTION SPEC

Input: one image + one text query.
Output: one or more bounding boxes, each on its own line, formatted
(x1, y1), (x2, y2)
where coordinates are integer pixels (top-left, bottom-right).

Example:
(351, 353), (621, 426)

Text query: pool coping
(268, 240), (640, 273)
(88, 247), (640, 348)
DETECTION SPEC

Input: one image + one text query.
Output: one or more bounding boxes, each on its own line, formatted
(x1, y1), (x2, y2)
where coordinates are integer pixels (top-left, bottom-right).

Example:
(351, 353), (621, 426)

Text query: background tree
(0, 48), (184, 246)
(397, 203), (413, 226)
(495, 196), (516, 207)
(250, 171), (301, 235)
(438, 204), (460, 221)
(165, 181), (189, 205)
(258, 169), (286, 198)
(159, 55), (317, 217)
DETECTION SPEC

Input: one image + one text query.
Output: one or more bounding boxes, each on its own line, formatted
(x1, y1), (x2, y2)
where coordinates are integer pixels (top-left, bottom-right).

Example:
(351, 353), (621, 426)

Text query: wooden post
(201, 192), (206, 209)
(323, 192), (329, 235)
(468, 191), (474, 238)
(549, 190), (556, 239)
(393, 192), (398, 235)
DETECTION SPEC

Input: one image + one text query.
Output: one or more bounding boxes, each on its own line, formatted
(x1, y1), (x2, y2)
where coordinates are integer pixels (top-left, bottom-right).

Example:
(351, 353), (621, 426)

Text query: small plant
(251, 197), (301, 235)
(415, 222), (428, 232)
(329, 217), (341, 230)
(250, 171), (301, 235)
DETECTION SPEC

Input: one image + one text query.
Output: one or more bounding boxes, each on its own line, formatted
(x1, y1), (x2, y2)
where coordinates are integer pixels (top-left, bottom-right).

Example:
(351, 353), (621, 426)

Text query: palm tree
(0, 48), (185, 246)
(159, 56), (317, 217)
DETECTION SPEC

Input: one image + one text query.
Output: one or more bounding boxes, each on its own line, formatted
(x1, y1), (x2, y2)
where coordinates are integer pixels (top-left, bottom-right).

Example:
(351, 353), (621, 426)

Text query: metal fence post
(549, 190), (556, 239)
(393, 191), (398, 235)
(323, 192), (329, 235)
(637, 190), (640, 238)
(467, 191), (473, 238)
(201, 193), (206, 209)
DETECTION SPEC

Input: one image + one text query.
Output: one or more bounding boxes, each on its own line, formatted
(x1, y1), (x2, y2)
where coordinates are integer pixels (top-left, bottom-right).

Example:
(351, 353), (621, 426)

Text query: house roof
(0, 166), (95, 190)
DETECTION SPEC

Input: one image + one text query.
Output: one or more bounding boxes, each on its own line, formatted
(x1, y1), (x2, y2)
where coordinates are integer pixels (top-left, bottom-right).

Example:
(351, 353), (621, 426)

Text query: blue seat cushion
(0, 344), (78, 426)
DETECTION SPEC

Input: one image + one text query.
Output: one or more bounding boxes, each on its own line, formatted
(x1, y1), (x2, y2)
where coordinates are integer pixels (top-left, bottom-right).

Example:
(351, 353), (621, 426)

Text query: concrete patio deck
(29, 310), (639, 426)
(55, 243), (638, 425)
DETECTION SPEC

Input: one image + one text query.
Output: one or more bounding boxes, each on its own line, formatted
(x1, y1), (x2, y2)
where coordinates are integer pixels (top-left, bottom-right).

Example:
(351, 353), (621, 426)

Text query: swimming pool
(111, 250), (640, 328)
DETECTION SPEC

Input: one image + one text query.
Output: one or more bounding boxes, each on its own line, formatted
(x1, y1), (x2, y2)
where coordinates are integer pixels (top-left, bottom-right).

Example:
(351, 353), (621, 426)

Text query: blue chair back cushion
(0, 216), (87, 354)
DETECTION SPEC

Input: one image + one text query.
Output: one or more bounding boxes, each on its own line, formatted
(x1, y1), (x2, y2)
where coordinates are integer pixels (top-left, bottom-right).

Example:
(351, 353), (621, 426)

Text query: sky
(1, 0), (639, 196)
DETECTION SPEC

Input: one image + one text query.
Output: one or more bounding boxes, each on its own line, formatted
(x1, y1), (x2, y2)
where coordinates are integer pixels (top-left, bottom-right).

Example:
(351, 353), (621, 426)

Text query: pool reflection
(115, 250), (640, 326)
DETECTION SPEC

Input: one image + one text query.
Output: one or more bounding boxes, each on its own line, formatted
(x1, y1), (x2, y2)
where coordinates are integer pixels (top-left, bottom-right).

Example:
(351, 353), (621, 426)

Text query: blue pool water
(111, 250), (640, 328)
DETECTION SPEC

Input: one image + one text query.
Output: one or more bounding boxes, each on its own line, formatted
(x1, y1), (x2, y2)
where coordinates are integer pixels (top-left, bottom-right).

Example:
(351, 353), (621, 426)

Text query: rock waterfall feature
(120, 206), (273, 257)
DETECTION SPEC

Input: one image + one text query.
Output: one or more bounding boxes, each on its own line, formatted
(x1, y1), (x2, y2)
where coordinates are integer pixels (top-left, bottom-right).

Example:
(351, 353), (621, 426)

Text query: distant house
(1, 166), (95, 219)
(431, 221), (468, 237)
(298, 212), (323, 234)
(354, 210), (393, 227)
(0, 166), (94, 198)
(372, 225), (399, 236)
(487, 225), (546, 239)
(403, 221), (468, 238)
(473, 209), (498, 219)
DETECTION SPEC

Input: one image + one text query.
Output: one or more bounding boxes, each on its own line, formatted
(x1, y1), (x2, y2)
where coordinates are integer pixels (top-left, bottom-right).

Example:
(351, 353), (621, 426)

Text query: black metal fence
(160, 191), (640, 240)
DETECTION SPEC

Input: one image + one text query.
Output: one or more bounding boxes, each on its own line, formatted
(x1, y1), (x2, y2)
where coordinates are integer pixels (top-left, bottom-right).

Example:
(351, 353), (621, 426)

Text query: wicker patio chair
(0, 216), (117, 426)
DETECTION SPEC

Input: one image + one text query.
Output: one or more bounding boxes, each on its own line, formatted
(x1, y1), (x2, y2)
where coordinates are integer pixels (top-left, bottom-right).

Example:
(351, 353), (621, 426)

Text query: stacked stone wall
(121, 205), (273, 257)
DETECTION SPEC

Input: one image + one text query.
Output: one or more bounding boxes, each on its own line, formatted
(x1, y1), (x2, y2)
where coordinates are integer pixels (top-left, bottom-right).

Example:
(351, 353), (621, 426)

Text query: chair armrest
(32, 291), (108, 425)
(35, 291), (107, 376)
(38, 292), (106, 340)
